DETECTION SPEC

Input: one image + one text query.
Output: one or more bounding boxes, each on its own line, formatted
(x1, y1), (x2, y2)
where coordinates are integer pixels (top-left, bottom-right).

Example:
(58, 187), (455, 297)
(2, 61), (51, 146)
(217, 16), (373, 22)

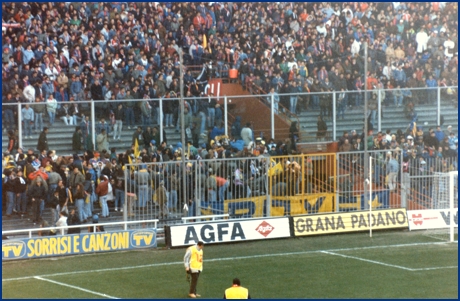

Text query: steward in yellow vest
(184, 241), (204, 298)
(224, 278), (251, 299)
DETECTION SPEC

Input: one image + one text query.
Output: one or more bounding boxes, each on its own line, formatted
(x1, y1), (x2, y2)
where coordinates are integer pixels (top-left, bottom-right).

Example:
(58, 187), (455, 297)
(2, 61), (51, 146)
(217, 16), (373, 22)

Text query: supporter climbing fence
(2, 86), (457, 156)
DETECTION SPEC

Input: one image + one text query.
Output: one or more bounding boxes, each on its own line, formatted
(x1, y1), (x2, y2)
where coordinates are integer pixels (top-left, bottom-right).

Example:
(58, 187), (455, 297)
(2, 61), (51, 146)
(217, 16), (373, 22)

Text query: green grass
(2, 230), (458, 299)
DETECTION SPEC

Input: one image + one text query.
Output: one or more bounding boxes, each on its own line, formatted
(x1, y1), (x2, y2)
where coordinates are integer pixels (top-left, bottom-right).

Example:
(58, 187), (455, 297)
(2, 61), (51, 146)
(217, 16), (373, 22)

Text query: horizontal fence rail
(2, 86), (457, 155)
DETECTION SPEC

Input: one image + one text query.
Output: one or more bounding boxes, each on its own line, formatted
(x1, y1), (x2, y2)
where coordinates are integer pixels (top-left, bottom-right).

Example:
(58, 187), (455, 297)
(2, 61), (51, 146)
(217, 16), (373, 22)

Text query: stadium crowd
(1, 2), (459, 228)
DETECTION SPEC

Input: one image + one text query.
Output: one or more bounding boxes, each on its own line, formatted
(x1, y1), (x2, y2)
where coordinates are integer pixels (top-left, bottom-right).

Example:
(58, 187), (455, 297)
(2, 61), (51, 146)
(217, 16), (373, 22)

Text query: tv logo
(130, 230), (157, 248)
(2, 241), (26, 259)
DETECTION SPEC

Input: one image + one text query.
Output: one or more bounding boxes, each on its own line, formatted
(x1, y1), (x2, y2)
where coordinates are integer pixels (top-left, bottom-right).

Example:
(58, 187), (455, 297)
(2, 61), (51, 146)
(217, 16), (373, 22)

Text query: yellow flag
(202, 34), (207, 49)
(128, 154), (135, 171)
(134, 139), (140, 158)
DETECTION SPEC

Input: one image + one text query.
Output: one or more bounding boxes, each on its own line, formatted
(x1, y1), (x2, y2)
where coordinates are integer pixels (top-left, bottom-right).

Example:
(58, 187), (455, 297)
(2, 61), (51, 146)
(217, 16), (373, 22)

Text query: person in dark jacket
(27, 178), (47, 223)
(90, 79), (103, 100)
(36, 127), (49, 152)
(72, 126), (83, 152)
(13, 168), (28, 215)
(316, 115), (328, 141)
(3, 170), (16, 217)
(67, 207), (81, 234)
(289, 121), (300, 152)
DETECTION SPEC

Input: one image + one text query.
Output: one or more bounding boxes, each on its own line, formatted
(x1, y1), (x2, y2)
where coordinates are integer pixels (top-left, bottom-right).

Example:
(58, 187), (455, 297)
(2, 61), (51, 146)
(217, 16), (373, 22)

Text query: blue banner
(2, 229), (157, 261)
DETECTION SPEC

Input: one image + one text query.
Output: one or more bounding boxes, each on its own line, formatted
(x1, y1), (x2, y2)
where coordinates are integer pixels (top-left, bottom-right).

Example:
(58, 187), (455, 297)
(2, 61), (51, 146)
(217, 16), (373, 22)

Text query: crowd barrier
(2, 86), (457, 155)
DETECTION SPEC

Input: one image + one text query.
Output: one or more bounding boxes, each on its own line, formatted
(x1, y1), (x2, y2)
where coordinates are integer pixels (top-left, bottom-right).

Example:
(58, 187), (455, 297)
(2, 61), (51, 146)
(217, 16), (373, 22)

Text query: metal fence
(2, 86), (457, 155)
(122, 153), (337, 225)
(336, 149), (458, 212)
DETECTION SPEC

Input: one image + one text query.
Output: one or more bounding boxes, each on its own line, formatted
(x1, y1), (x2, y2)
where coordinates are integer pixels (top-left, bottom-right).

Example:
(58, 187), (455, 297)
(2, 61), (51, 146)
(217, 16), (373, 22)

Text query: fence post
(377, 89), (381, 132)
(18, 103), (23, 149)
(195, 162), (201, 217)
(124, 166), (128, 227)
(265, 157), (271, 217)
(271, 93), (275, 140)
(224, 96), (228, 137)
(437, 86), (441, 126)
(335, 153), (339, 212)
(332, 92), (336, 141)
(91, 101), (96, 149)
(159, 97), (163, 143)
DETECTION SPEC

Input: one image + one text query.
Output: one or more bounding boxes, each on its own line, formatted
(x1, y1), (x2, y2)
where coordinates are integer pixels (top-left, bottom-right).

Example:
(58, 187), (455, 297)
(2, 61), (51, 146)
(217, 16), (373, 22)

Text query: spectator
(96, 129), (109, 152)
(36, 127), (49, 153)
(21, 104), (34, 139)
(72, 127), (83, 152)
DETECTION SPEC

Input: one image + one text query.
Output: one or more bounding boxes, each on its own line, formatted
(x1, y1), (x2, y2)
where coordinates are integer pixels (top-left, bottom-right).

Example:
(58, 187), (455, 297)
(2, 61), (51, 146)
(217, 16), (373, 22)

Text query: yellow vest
(189, 246), (203, 271)
(225, 286), (249, 299)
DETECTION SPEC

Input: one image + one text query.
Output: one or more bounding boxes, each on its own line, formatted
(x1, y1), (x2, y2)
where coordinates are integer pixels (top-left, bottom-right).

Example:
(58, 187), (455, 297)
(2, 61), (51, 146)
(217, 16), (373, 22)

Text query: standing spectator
(3, 170), (17, 217)
(316, 115), (328, 141)
(426, 75), (438, 103)
(37, 127), (49, 153)
(96, 129), (109, 152)
(288, 81), (299, 115)
(72, 126), (83, 152)
(95, 175), (110, 218)
(13, 168), (28, 215)
(73, 183), (87, 223)
(386, 152), (399, 191)
(124, 95), (136, 129)
(336, 88), (347, 119)
(21, 104), (34, 139)
(46, 94), (58, 126)
(113, 103), (124, 141)
(114, 178), (125, 212)
(27, 177), (47, 224)
(136, 164), (150, 209)
(34, 97), (46, 134)
(240, 122), (253, 147)
(155, 180), (169, 219)
(206, 169), (217, 203)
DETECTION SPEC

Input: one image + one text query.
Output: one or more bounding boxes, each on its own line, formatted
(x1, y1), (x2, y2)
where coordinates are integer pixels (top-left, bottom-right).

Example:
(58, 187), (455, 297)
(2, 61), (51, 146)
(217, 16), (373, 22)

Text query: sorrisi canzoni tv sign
(292, 209), (408, 236)
(2, 229), (157, 260)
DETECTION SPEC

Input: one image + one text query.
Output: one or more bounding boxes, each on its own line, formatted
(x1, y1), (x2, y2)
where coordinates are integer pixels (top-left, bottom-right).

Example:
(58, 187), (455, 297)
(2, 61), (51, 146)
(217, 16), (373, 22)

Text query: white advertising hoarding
(407, 209), (458, 230)
(168, 217), (291, 247)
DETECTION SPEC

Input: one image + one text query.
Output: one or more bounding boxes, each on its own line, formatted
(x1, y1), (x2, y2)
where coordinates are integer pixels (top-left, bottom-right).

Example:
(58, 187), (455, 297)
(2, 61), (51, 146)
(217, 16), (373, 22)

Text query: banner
(338, 190), (390, 211)
(2, 229), (157, 261)
(407, 209), (458, 230)
(293, 208), (408, 236)
(167, 217), (290, 247)
(200, 193), (334, 218)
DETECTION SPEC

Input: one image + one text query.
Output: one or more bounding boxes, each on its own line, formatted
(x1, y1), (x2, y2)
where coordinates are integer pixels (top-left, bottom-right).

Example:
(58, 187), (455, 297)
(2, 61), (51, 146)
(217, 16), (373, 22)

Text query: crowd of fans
(1, 2), (459, 228)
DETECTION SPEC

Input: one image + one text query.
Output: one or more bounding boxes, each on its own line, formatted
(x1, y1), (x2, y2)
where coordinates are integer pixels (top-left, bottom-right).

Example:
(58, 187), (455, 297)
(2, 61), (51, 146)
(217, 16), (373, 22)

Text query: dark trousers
(189, 271), (200, 294)
(32, 199), (44, 223)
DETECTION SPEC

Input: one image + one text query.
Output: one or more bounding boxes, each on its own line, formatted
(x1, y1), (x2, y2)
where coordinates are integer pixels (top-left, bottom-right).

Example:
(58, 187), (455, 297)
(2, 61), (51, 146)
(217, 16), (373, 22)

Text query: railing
(2, 219), (159, 238)
(2, 86), (457, 156)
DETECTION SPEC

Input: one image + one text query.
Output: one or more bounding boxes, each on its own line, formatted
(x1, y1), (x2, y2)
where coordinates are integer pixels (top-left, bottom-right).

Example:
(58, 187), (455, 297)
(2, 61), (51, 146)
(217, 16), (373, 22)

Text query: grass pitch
(2, 230), (458, 299)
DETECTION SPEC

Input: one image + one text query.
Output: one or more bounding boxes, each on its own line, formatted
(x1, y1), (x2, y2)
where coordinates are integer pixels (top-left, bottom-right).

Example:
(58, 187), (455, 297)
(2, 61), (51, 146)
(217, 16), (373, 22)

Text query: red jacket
(96, 180), (109, 196)
(28, 170), (49, 181)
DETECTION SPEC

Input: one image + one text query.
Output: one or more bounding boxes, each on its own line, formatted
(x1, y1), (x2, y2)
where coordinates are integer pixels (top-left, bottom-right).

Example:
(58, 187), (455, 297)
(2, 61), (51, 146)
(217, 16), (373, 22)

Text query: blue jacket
(55, 90), (69, 103)
(70, 80), (83, 96)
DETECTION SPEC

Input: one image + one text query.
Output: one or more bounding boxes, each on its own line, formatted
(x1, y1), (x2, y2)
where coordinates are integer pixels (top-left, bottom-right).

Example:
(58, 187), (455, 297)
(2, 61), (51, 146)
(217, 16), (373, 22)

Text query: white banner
(168, 217), (291, 247)
(407, 209), (458, 230)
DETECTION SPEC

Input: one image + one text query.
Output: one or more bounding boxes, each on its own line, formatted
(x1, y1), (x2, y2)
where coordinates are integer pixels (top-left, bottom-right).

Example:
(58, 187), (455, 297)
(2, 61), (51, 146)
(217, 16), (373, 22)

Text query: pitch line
(320, 251), (414, 270)
(3, 241), (455, 282)
(321, 251), (458, 271)
(34, 276), (120, 299)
